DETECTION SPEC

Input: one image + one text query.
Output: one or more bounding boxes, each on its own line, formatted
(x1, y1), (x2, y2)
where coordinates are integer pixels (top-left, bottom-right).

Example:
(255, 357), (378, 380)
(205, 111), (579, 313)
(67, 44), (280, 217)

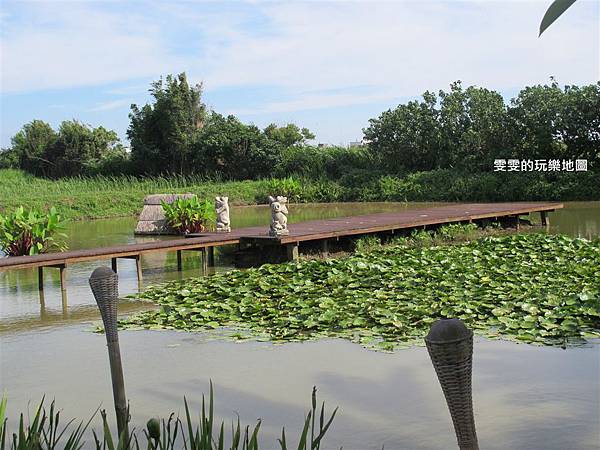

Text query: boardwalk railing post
(425, 318), (478, 450)
(89, 267), (129, 440)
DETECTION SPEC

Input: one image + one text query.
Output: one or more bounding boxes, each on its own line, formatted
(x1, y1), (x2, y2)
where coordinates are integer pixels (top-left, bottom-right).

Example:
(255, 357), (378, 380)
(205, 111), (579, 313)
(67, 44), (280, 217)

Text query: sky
(0, 0), (598, 148)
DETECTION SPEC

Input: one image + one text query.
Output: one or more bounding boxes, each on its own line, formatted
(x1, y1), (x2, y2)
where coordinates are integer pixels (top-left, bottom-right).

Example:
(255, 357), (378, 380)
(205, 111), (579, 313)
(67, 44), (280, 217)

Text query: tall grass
(0, 386), (341, 450)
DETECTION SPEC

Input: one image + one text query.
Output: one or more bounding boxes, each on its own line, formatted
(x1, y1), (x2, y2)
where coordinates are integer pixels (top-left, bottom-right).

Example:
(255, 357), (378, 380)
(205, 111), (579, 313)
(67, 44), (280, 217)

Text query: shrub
(0, 206), (66, 256)
(161, 197), (216, 234)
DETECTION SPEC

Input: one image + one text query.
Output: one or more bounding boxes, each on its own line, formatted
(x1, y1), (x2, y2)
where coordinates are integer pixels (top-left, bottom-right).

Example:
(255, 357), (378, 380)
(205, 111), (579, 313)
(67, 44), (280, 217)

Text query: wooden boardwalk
(0, 202), (562, 291)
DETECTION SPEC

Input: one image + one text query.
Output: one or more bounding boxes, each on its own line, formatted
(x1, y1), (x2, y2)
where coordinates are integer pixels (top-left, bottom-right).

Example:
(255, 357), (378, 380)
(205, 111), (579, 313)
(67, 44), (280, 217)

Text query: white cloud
(1, 0), (598, 113)
(0, 3), (184, 93)
(200, 0), (599, 106)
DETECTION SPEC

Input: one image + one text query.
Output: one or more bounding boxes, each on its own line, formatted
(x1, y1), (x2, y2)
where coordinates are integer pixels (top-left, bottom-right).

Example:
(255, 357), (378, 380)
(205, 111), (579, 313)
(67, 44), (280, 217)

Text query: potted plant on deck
(161, 196), (216, 235)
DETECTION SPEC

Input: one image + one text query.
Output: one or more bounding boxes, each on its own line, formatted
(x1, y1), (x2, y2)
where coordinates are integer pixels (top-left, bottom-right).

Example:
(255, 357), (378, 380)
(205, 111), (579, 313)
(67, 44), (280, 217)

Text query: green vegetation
(1, 119), (126, 178)
(2, 75), (597, 181)
(120, 233), (600, 351)
(364, 81), (599, 172)
(161, 197), (216, 234)
(1, 168), (598, 221)
(0, 386), (338, 450)
(0, 206), (66, 256)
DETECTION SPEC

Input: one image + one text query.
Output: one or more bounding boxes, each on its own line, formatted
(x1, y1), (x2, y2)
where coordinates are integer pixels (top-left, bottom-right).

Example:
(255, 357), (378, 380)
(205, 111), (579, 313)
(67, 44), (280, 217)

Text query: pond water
(1, 201), (599, 449)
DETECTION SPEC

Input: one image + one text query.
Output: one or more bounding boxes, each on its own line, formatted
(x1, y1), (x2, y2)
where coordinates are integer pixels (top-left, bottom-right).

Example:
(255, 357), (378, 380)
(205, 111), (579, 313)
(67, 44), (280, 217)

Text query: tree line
(1, 73), (598, 179)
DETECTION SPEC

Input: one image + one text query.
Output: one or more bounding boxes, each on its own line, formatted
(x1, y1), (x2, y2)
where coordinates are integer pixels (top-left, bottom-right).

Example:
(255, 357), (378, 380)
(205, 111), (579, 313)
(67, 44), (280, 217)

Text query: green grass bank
(1, 169), (598, 221)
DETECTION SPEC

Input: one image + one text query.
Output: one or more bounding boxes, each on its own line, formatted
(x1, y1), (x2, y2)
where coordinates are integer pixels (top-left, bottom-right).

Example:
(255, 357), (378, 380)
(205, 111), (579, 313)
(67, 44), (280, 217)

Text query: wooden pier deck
(0, 202), (562, 291)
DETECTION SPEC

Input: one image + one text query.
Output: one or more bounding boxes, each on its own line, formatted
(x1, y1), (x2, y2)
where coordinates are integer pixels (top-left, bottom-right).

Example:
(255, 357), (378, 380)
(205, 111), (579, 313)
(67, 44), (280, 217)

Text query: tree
(192, 113), (281, 179)
(264, 123), (315, 147)
(363, 90), (441, 172)
(11, 120), (57, 176)
(437, 81), (512, 170)
(9, 120), (125, 177)
(45, 121), (124, 177)
(510, 81), (600, 164)
(364, 82), (512, 172)
(128, 73), (206, 174)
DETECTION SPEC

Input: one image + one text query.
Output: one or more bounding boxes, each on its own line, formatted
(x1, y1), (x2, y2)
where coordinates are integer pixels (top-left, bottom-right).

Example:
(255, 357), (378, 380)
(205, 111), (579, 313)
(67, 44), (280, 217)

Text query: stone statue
(268, 195), (289, 236)
(215, 196), (231, 232)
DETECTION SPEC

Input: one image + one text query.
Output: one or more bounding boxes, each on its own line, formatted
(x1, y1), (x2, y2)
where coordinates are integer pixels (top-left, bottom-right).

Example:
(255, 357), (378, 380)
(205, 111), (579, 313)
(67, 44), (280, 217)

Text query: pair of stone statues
(214, 195), (289, 236)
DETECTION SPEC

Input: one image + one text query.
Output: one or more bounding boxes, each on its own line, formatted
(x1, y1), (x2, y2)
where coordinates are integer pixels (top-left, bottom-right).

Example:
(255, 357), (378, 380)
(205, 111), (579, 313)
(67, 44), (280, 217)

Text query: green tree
(510, 81), (600, 165)
(128, 73), (206, 174)
(437, 81), (512, 169)
(10, 120), (58, 176)
(45, 121), (124, 177)
(264, 123), (315, 147)
(363, 90), (441, 172)
(193, 113), (281, 179)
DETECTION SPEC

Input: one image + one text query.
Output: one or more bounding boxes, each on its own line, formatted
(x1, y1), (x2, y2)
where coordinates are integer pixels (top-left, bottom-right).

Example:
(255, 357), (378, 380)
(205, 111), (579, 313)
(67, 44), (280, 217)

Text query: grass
(120, 231), (600, 351)
(0, 170), (276, 221)
(2, 168), (598, 221)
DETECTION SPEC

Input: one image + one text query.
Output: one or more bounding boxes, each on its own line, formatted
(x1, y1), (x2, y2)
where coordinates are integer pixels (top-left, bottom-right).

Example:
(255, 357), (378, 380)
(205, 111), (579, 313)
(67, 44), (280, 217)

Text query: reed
(0, 385), (340, 450)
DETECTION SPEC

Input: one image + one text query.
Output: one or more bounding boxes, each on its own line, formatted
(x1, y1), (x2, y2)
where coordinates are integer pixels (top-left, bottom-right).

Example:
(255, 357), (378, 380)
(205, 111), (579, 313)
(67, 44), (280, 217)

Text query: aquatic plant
(0, 386), (338, 450)
(161, 197), (216, 234)
(0, 206), (66, 256)
(121, 234), (600, 350)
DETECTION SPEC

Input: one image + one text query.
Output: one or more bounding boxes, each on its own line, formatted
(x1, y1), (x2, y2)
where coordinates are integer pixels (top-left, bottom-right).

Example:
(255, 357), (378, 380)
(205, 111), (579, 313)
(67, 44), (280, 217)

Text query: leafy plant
(539, 0), (577, 36)
(266, 177), (303, 203)
(122, 234), (600, 350)
(161, 197), (216, 235)
(0, 206), (67, 256)
(0, 396), (95, 450)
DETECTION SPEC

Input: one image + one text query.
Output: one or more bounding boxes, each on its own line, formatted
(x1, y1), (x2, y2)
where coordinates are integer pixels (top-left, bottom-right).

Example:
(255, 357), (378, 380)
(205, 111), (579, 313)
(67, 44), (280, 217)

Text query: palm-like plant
(0, 207), (67, 256)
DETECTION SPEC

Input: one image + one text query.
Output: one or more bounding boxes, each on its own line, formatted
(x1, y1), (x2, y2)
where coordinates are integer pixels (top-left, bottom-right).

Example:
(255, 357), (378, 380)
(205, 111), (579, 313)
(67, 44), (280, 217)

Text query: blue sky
(1, 0), (598, 148)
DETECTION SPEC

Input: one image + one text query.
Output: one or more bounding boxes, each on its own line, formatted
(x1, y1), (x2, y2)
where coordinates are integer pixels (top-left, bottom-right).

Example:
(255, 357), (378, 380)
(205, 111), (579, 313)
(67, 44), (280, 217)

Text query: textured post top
(90, 266), (117, 280)
(426, 318), (473, 344)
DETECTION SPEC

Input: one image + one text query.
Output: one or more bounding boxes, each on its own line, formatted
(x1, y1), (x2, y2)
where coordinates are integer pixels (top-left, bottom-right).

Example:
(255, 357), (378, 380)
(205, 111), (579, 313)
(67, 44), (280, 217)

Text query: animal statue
(268, 195), (289, 236)
(215, 196), (231, 232)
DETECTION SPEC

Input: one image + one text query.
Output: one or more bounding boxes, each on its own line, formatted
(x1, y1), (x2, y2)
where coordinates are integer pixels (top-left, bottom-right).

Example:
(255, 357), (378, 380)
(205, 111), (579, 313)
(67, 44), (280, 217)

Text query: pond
(1, 201), (599, 449)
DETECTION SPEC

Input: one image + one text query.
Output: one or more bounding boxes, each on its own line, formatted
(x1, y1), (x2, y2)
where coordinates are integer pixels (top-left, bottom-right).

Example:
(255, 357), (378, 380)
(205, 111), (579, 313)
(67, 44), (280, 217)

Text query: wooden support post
(541, 211), (549, 227)
(515, 215), (520, 231)
(286, 243), (299, 262)
(111, 257), (118, 273)
(61, 288), (68, 315)
(201, 248), (208, 273)
(177, 250), (182, 271)
(59, 265), (67, 292)
(38, 267), (44, 291)
(135, 255), (143, 283)
(321, 240), (329, 258)
(207, 247), (215, 267)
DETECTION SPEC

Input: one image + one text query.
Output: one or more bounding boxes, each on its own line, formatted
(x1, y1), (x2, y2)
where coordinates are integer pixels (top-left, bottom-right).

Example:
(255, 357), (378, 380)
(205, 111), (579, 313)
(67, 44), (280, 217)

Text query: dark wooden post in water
(321, 240), (329, 257)
(540, 211), (549, 227)
(207, 247), (215, 267)
(89, 267), (129, 440)
(200, 248), (208, 272)
(38, 267), (44, 291)
(425, 319), (478, 450)
(176, 250), (183, 271)
(286, 243), (299, 262)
